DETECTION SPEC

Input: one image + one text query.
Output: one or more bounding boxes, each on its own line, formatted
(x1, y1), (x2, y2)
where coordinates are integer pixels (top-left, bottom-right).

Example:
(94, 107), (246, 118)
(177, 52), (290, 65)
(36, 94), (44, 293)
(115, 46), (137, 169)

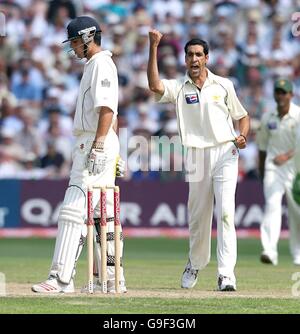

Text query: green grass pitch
(0, 237), (299, 314)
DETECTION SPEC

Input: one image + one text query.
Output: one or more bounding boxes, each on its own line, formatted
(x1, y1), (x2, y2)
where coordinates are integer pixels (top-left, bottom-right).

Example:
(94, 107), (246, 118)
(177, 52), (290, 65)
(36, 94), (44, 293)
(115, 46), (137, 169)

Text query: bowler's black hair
(184, 39), (209, 55)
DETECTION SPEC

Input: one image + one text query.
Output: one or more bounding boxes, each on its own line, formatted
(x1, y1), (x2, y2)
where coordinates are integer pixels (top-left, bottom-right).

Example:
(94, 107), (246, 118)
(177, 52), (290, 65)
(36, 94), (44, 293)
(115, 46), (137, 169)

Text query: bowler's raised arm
(147, 29), (165, 95)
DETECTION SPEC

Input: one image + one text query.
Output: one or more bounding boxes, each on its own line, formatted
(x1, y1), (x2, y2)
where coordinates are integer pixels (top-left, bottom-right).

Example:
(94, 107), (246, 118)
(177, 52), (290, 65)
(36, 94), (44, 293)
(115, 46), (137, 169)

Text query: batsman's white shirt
(256, 103), (300, 262)
(71, 49), (120, 195)
(157, 68), (248, 280)
(70, 49), (120, 219)
(157, 68), (247, 148)
(70, 51), (120, 215)
(73, 50), (118, 136)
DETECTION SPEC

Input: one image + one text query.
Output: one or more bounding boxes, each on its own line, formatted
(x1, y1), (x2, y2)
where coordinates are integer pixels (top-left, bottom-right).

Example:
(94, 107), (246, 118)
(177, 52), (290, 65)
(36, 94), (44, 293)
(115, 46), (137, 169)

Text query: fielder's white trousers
(261, 167), (300, 262)
(187, 141), (238, 280)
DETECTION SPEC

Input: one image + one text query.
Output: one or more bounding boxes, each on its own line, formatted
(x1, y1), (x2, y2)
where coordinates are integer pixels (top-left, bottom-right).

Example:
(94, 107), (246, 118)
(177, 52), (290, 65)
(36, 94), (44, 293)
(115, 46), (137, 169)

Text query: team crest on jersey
(267, 121), (277, 130)
(101, 79), (110, 87)
(185, 93), (199, 104)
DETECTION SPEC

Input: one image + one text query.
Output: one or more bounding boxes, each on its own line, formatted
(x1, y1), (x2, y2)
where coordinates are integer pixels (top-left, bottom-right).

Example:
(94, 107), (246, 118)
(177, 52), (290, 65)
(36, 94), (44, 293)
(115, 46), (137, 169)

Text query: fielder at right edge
(257, 78), (300, 266)
(293, 126), (300, 208)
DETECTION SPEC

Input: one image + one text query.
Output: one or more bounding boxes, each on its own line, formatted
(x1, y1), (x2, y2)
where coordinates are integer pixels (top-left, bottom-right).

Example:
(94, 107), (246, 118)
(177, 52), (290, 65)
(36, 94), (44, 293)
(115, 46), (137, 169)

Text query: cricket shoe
(107, 280), (127, 293)
(32, 276), (74, 293)
(293, 257), (300, 266)
(260, 253), (278, 266)
(181, 260), (198, 289)
(217, 275), (236, 292)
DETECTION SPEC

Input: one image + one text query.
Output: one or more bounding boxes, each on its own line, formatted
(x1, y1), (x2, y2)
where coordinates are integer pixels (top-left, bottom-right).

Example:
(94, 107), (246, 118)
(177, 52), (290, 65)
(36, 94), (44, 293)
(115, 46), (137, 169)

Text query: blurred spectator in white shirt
(15, 110), (42, 157)
(151, 0), (184, 22)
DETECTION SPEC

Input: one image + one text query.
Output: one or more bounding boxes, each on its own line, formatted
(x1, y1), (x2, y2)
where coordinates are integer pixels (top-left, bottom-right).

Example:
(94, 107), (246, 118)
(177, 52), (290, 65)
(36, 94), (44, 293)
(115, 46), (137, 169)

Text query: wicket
(86, 185), (121, 294)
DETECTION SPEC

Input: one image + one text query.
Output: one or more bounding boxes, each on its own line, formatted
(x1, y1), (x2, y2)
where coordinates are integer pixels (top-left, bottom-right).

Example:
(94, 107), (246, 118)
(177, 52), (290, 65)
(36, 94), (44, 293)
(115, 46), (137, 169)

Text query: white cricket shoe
(260, 253), (278, 266)
(107, 280), (127, 293)
(217, 275), (236, 292)
(32, 276), (74, 293)
(293, 257), (300, 266)
(181, 260), (198, 289)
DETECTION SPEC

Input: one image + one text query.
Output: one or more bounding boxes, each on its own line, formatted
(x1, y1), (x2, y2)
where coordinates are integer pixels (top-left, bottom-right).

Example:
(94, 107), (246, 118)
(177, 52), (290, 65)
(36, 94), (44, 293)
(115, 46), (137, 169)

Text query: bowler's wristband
(240, 134), (247, 142)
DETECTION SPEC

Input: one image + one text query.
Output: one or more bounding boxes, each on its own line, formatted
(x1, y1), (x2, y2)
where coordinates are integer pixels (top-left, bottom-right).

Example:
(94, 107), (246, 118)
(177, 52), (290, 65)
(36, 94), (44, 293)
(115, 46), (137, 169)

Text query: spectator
(15, 110), (42, 157)
(47, 0), (76, 24)
(40, 139), (66, 177)
(0, 0), (300, 183)
(16, 153), (48, 180)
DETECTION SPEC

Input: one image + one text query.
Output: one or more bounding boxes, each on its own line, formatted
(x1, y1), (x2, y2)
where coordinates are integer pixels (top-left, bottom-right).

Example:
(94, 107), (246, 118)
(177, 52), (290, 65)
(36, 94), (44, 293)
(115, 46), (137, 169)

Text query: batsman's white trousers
(261, 166), (300, 262)
(69, 130), (119, 219)
(50, 129), (125, 283)
(187, 141), (238, 280)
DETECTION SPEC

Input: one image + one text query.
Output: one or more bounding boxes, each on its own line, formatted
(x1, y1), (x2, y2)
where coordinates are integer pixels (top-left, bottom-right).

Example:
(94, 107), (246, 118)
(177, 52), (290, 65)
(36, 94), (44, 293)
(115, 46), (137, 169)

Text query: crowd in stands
(0, 0), (300, 181)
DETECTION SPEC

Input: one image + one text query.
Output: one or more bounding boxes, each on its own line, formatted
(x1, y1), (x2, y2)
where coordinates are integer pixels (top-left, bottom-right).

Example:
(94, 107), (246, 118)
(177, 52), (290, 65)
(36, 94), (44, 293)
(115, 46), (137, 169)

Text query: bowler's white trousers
(261, 165), (300, 262)
(187, 141), (238, 280)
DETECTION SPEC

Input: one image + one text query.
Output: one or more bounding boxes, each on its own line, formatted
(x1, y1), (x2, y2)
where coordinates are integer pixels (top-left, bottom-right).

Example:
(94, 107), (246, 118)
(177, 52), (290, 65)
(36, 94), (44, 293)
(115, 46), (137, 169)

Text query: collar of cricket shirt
(288, 102), (300, 120)
(274, 102), (299, 121)
(85, 50), (113, 66)
(184, 68), (218, 87)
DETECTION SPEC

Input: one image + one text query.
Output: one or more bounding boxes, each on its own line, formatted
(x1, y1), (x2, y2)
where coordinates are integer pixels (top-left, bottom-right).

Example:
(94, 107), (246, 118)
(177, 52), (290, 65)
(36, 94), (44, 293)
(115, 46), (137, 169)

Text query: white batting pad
(50, 205), (84, 283)
(49, 186), (87, 284)
(63, 185), (87, 213)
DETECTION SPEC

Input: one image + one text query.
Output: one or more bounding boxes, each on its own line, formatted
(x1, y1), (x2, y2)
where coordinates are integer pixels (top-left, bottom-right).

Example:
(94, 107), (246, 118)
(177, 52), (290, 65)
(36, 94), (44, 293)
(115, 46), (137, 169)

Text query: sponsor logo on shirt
(212, 95), (221, 102)
(267, 121), (277, 130)
(185, 93), (199, 104)
(101, 79), (111, 87)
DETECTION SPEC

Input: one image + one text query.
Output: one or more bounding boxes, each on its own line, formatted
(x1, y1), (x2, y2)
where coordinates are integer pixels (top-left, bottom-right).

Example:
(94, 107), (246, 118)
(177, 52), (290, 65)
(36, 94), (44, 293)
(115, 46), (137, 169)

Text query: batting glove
(115, 156), (125, 177)
(86, 142), (107, 176)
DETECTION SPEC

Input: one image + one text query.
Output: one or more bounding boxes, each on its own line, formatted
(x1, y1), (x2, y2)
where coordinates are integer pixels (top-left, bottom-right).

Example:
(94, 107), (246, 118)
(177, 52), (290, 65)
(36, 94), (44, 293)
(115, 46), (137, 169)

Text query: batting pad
(50, 205), (84, 284)
(63, 185), (87, 215)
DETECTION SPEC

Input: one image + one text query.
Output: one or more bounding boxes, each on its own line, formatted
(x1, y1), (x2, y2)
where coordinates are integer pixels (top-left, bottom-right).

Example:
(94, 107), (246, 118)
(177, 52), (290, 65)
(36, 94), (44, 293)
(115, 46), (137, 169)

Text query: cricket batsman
(32, 16), (126, 293)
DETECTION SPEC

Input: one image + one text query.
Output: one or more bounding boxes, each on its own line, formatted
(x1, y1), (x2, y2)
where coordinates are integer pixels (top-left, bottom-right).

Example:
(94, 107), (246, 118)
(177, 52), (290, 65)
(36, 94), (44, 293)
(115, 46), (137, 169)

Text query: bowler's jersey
(256, 102), (300, 171)
(73, 50), (118, 136)
(156, 69), (247, 148)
